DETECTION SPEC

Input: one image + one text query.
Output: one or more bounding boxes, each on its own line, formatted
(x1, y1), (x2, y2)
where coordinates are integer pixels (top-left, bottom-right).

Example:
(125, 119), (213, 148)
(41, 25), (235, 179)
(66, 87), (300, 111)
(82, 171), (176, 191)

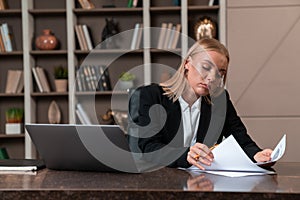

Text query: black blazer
(128, 84), (261, 168)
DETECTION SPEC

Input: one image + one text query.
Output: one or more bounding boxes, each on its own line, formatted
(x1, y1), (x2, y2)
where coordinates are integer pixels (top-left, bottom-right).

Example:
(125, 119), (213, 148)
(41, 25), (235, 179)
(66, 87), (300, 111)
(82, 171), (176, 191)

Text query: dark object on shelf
(35, 29), (59, 50)
(172, 0), (181, 6)
(101, 109), (128, 133)
(101, 18), (119, 49)
(194, 16), (217, 40)
(0, 148), (9, 159)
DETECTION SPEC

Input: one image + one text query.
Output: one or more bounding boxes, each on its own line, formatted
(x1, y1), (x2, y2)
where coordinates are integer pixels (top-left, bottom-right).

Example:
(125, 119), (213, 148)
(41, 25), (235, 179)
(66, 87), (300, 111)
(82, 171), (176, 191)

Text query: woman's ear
(184, 59), (191, 71)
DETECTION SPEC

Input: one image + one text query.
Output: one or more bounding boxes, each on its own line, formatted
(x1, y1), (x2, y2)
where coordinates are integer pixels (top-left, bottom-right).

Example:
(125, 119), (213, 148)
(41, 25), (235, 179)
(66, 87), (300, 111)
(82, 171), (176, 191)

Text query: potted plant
(54, 66), (68, 92)
(118, 72), (135, 90)
(5, 108), (24, 134)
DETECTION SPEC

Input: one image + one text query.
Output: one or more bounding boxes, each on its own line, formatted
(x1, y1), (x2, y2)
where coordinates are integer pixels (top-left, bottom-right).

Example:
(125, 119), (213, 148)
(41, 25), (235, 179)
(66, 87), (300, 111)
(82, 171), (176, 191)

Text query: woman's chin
(195, 88), (209, 96)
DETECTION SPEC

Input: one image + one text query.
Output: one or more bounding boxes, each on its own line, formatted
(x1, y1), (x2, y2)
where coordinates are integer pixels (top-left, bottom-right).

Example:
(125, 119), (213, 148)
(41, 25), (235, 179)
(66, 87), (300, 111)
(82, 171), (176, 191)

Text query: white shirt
(179, 96), (201, 147)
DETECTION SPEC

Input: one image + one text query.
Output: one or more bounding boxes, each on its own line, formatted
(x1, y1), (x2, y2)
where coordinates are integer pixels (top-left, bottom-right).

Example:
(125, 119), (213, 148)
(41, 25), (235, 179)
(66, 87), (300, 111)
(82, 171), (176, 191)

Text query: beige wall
(226, 0), (300, 162)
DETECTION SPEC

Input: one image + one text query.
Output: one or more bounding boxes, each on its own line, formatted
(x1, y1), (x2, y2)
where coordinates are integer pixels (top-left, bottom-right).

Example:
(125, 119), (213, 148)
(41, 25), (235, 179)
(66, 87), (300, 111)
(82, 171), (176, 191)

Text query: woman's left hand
(254, 148), (273, 163)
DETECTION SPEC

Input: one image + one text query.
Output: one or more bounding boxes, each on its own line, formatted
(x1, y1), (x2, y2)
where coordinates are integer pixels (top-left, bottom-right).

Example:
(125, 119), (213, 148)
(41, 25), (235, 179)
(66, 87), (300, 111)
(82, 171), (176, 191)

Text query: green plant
(119, 72), (135, 81)
(5, 108), (24, 123)
(54, 66), (68, 79)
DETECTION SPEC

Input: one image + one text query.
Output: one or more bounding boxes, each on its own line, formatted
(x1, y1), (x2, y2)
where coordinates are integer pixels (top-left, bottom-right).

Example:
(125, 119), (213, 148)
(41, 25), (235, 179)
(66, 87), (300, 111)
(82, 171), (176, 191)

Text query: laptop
(25, 124), (139, 173)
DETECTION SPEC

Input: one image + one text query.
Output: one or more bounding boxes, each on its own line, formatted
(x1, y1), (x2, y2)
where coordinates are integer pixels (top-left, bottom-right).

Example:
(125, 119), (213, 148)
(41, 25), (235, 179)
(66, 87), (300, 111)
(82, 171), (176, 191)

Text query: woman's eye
(202, 64), (210, 71)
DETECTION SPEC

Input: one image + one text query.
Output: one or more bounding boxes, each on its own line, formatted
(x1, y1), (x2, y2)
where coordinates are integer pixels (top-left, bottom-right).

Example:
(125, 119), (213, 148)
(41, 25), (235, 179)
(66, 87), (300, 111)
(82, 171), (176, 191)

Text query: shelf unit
(0, 0), (226, 159)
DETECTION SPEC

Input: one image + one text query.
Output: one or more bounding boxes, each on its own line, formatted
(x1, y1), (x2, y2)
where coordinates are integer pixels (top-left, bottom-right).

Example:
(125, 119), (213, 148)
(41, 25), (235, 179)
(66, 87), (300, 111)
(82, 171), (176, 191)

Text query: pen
(194, 144), (218, 160)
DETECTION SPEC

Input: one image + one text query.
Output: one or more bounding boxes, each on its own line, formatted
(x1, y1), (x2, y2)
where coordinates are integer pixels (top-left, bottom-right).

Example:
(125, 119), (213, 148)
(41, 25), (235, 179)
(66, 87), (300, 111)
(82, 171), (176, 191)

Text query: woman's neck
(182, 86), (199, 107)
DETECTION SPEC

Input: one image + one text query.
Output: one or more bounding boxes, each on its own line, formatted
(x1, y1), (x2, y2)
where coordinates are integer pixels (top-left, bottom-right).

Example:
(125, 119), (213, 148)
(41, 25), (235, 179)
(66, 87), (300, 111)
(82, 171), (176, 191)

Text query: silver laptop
(25, 124), (138, 173)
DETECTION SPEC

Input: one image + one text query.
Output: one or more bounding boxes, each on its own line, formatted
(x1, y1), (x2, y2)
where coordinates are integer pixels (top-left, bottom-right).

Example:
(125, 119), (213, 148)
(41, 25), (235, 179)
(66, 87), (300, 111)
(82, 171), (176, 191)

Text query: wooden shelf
(0, 93), (24, 97)
(150, 48), (182, 53)
(0, 134), (25, 139)
(150, 6), (181, 12)
(30, 50), (68, 55)
(0, 9), (22, 16)
(73, 7), (143, 15)
(31, 92), (69, 97)
(28, 9), (66, 15)
(76, 91), (128, 96)
(188, 5), (220, 11)
(74, 49), (144, 55)
(0, 51), (23, 56)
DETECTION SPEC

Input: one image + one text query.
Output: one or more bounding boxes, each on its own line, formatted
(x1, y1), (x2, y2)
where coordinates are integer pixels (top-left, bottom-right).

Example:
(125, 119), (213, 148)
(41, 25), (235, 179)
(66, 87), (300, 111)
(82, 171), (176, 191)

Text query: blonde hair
(160, 38), (229, 102)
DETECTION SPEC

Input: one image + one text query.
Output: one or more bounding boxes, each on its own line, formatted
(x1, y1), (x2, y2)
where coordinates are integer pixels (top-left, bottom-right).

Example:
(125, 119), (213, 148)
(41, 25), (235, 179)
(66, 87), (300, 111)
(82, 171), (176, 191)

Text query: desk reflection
(186, 172), (278, 192)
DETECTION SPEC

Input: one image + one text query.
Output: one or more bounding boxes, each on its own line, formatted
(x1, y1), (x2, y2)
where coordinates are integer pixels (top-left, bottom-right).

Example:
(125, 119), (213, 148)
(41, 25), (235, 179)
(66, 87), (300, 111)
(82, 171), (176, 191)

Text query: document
(186, 134), (286, 177)
(0, 159), (45, 172)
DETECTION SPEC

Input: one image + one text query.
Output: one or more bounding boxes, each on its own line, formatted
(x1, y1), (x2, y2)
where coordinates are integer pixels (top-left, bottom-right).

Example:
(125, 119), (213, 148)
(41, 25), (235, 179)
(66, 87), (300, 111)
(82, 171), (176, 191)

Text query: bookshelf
(0, 0), (226, 159)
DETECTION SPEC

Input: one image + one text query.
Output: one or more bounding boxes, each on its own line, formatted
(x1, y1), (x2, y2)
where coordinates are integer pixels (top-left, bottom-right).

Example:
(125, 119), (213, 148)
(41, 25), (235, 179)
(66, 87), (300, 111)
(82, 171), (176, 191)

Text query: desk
(0, 162), (299, 199)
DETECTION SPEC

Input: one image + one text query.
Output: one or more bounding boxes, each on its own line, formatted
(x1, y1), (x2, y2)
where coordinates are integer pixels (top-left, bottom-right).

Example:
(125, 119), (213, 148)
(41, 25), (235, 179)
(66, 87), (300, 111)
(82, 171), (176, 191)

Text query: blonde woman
(128, 38), (273, 170)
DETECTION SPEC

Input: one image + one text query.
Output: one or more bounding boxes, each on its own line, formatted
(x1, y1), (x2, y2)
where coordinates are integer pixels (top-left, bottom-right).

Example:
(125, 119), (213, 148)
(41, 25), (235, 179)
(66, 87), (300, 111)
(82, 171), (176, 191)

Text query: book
(78, 0), (95, 9)
(0, 30), (5, 52)
(82, 24), (93, 50)
(135, 24), (143, 49)
(78, 25), (88, 50)
(5, 70), (23, 93)
(170, 24), (181, 49)
(130, 23), (140, 50)
(76, 103), (92, 124)
(32, 67), (43, 92)
(16, 70), (24, 93)
(157, 23), (167, 49)
(36, 67), (51, 92)
(163, 23), (173, 49)
(5, 70), (17, 93)
(0, 0), (8, 10)
(0, 159), (45, 172)
(75, 25), (85, 50)
(76, 109), (86, 124)
(167, 26), (176, 49)
(1, 23), (14, 52)
(98, 65), (111, 91)
(208, 0), (215, 6)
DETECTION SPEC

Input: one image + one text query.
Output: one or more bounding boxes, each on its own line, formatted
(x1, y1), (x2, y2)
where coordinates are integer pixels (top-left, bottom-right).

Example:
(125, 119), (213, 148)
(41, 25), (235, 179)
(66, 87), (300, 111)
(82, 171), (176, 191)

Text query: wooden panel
(227, 4), (300, 116)
(243, 118), (300, 162)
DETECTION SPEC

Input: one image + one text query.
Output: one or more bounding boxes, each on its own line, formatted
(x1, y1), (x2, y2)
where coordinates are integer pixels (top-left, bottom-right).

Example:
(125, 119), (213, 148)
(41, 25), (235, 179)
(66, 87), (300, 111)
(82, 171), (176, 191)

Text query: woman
(128, 38), (272, 170)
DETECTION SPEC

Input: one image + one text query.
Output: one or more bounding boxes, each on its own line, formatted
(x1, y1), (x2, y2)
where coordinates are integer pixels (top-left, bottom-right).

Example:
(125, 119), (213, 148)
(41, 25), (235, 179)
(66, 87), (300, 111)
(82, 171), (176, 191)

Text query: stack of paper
(186, 134), (286, 177)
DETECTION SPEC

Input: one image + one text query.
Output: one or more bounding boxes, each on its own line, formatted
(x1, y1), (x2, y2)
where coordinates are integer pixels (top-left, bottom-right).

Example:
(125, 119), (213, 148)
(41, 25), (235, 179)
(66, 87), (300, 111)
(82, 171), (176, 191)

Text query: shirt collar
(179, 96), (201, 112)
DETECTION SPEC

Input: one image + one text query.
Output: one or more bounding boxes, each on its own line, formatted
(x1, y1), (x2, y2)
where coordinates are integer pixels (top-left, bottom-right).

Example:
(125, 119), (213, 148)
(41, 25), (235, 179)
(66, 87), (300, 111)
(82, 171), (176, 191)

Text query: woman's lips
(199, 83), (208, 89)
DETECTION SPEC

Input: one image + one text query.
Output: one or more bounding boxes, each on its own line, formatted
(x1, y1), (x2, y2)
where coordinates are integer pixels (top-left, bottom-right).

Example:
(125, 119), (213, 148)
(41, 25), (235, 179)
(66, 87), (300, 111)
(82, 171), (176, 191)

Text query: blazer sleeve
(221, 90), (262, 161)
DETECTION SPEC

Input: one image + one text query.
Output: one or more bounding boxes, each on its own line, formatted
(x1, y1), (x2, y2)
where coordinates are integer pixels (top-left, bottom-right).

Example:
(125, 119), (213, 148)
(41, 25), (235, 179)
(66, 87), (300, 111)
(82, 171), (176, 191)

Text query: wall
(226, 0), (300, 162)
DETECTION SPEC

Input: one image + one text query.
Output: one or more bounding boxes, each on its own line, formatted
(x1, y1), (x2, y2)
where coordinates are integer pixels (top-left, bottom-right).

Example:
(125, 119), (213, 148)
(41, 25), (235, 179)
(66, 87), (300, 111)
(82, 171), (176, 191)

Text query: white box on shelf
(5, 123), (23, 134)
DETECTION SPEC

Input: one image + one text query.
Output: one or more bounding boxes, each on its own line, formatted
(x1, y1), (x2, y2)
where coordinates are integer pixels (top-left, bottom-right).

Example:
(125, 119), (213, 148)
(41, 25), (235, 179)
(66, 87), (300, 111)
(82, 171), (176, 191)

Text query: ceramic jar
(35, 29), (58, 50)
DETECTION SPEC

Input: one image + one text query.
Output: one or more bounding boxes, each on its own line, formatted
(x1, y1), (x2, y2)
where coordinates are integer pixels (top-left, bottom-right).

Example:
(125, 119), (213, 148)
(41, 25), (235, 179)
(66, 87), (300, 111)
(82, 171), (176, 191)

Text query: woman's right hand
(187, 143), (214, 170)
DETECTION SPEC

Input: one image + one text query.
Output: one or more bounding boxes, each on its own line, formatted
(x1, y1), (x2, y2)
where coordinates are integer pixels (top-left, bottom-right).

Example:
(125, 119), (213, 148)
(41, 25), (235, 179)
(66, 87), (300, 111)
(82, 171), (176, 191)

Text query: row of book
(157, 23), (181, 49)
(76, 65), (112, 92)
(75, 24), (93, 51)
(0, 23), (15, 52)
(32, 66), (51, 93)
(5, 70), (24, 94)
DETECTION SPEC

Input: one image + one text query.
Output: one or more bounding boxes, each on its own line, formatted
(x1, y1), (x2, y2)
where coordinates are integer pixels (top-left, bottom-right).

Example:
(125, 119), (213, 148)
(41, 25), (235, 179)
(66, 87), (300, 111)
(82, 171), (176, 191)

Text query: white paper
(256, 134), (286, 166)
(187, 134), (286, 177)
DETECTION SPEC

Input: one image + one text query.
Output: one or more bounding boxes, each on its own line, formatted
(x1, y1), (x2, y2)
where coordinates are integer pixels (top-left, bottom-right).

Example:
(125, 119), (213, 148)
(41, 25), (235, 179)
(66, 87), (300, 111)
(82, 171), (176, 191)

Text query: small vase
(119, 80), (134, 90)
(35, 29), (58, 50)
(55, 79), (68, 92)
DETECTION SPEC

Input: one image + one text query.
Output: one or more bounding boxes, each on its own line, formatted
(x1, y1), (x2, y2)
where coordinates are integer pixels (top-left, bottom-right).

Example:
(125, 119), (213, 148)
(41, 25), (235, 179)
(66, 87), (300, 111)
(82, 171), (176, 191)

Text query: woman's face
(185, 51), (228, 97)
